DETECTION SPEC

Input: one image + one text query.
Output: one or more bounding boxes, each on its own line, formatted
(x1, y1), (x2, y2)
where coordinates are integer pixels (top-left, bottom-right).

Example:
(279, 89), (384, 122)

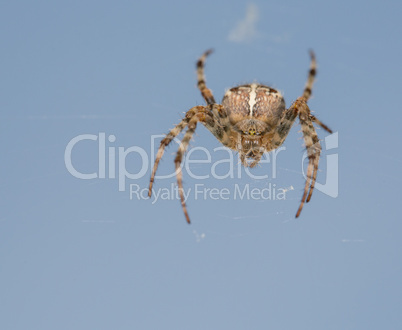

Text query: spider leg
(148, 106), (206, 197)
(310, 114), (333, 134)
(271, 104), (299, 149)
(149, 106), (215, 223)
(295, 98), (322, 217)
(240, 153), (247, 167)
(306, 154), (319, 203)
(197, 49), (216, 105)
(173, 108), (223, 223)
(174, 117), (200, 224)
(302, 50), (317, 101)
(273, 98), (322, 217)
(296, 152), (314, 217)
(286, 51), (332, 216)
(198, 104), (233, 150)
(301, 51), (332, 134)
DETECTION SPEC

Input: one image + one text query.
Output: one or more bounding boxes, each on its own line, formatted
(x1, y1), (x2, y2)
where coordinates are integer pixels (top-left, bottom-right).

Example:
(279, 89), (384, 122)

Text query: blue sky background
(1, 1), (401, 329)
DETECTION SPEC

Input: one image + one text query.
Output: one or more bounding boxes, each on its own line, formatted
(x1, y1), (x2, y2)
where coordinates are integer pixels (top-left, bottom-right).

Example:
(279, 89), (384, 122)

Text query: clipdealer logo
(64, 133), (148, 191)
(64, 132), (338, 202)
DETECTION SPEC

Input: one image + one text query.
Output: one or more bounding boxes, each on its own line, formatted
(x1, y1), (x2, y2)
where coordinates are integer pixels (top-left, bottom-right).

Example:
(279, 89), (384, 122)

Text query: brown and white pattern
(149, 49), (332, 223)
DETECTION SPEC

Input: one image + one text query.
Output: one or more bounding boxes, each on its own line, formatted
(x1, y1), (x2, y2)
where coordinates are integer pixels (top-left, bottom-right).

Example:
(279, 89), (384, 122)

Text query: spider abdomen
(222, 83), (286, 132)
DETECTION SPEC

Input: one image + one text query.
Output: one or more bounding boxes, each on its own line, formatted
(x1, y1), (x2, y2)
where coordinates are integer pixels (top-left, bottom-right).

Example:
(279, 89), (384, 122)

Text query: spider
(148, 49), (332, 223)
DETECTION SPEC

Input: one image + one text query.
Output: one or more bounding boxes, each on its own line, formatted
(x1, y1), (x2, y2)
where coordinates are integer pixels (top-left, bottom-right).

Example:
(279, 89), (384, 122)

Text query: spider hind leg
(295, 99), (322, 218)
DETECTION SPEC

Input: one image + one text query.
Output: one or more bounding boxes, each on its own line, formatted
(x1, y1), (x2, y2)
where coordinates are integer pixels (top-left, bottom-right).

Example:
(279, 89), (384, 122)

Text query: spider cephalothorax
(221, 83), (286, 167)
(149, 49), (332, 223)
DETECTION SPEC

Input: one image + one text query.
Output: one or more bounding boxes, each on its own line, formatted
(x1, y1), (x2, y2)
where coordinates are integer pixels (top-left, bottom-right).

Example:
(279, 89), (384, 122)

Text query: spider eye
(248, 128), (256, 136)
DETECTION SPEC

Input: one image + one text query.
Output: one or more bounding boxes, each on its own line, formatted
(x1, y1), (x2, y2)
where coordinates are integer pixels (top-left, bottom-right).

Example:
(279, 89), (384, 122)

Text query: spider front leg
(149, 106), (217, 223)
(272, 97), (332, 218)
(295, 99), (322, 217)
(174, 110), (222, 224)
(290, 97), (332, 218)
(174, 118), (199, 224)
(148, 106), (207, 197)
